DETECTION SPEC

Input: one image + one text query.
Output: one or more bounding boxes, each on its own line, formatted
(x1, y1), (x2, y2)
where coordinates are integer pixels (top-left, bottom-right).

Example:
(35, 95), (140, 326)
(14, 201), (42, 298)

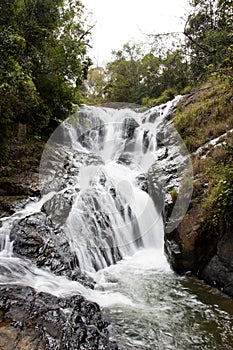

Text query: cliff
(164, 77), (233, 297)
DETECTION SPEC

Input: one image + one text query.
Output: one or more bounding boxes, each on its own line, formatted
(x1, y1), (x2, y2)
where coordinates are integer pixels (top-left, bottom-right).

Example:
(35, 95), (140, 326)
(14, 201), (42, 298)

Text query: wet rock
(78, 123), (105, 150)
(162, 192), (233, 300)
(144, 110), (160, 123)
(164, 199), (201, 272)
(10, 212), (94, 288)
(143, 131), (150, 152)
(0, 326), (45, 350)
(201, 228), (233, 297)
(0, 286), (118, 350)
(117, 153), (132, 165)
(122, 118), (139, 140)
(49, 123), (71, 145)
(39, 145), (73, 194)
(136, 173), (149, 193)
(41, 192), (74, 227)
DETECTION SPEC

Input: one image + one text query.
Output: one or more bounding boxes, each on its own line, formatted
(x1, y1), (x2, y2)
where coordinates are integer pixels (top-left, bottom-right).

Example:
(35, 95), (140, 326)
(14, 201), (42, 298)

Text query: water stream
(1, 99), (233, 349)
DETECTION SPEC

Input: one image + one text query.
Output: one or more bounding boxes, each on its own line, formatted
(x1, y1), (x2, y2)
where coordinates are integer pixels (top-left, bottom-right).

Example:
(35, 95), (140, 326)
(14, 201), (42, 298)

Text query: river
(1, 99), (233, 349)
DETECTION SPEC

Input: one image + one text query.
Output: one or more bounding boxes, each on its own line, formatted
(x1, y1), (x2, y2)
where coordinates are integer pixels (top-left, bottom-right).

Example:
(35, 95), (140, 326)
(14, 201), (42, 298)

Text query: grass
(174, 77), (233, 236)
(174, 77), (233, 152)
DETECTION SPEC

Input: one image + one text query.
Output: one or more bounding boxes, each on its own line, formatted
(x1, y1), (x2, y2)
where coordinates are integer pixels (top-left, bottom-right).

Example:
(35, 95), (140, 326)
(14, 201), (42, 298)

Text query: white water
(61, 101), (180, 273)
(1, 98), (184, 295)
(1, 99), (232, 349)
(1, 99), (180, 297)
(194, 128), (233, 158)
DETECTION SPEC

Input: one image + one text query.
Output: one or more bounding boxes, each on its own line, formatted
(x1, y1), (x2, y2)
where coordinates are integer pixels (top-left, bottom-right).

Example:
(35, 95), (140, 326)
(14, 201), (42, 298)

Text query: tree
(105, 42), (144, 103)
(160, 50), (190, 93)
(184, 0), (233, 81)
(84, 67), (108, 104)
(98, 41), (190, 105)
(0, 0), (91, 163)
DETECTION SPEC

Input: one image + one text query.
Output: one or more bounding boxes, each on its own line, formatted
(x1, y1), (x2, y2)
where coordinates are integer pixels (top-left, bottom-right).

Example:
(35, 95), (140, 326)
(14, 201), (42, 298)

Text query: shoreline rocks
(0, 286), (118, 350)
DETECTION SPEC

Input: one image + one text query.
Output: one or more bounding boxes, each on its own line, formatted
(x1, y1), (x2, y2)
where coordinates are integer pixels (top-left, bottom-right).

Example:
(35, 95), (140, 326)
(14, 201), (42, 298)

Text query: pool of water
(94, 249), (233, 350)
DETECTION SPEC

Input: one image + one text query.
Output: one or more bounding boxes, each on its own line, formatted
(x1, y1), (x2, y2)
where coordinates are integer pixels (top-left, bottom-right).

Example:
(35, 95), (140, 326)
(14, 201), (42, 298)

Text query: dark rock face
(136, 173), (149, 193)
(0, 286), (118, 350)
(122, 117), (139, 140)
(201, 228), (233, 297)
(145, 101), (233, 299)
(10, 212), (94, 288)
(0, 141), (42, 198)
(0, 172), (39, 197)
(41, 191), (74, 227)
(164, 198), (218, 274)
(0, 196), (31, 218)
(164, 193), (233, 299)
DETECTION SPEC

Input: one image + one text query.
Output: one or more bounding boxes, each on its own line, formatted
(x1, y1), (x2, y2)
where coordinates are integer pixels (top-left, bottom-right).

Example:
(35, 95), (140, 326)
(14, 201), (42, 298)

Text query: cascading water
(1, 98), (233, 349)
(39, 102), (171, 274)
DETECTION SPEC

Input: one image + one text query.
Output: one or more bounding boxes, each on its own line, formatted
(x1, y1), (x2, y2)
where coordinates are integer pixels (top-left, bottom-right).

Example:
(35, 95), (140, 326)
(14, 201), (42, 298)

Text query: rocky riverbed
(0, 95), (233, 349)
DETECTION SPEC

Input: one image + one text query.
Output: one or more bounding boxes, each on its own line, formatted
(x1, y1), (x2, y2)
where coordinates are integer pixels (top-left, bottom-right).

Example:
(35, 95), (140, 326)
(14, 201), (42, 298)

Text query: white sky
(83, 0), (190, 65)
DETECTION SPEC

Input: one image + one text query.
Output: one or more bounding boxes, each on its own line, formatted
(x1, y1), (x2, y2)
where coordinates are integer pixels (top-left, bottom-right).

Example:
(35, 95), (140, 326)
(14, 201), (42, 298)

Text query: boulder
(164, 198), (218, 274)
(201, 227), (233, 297)
(10, 212), (94, 288)
(122, 118), (139, 140)
(0, 285), (118, 350)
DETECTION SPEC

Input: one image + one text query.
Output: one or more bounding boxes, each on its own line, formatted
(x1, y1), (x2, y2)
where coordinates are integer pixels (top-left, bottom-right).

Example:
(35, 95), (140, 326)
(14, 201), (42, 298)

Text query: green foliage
(223, 142), (233, 156)
(180, 86), (192, 95)
(169, 187), (178, 203)
(142, 88), (177, 108)
(174, 78), (233, 152)
(210, 44), (233, 85)
(84, 67), (108, 105)
(0, 0), (91, 164)
(202, 163), (233, 232)
(185, 0), (233, 82)
(104, 42), (145, 103)
(85, 42), (190, 106)
(192, 179), (204, 199)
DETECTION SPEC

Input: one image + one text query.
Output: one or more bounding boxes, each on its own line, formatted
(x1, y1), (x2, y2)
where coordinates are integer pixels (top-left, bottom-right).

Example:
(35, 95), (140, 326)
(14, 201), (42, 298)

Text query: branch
(146, 31), (182, 38)
(78, 24), (95, 43)
(183, 17), (216, 55)
(183, 30), (216, 54)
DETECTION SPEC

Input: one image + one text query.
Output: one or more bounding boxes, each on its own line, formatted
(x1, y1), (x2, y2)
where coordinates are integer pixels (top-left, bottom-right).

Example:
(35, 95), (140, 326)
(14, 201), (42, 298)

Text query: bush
(202, 162), (233, 233)
(142, 88), (177, 108)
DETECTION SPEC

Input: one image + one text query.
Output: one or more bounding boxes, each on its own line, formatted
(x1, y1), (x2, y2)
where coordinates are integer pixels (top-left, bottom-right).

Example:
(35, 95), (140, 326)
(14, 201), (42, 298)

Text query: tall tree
(106, 42), (143, 103)
(100, 41), (189, 105)
(0, 0), (91, 161)
(184, 0), (233, 81)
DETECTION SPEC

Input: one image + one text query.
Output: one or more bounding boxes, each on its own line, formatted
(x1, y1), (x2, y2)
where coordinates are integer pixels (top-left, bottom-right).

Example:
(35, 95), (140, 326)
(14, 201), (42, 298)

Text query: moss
(201, 163), (233, 234)
(169, 187), (178, 203)
(177, 79), (233, 236)
(195, 137), (233, 236)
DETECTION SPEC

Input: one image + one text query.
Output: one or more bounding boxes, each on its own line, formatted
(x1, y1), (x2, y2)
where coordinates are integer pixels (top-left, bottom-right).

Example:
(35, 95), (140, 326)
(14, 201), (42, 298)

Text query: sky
(82, 0), (190, 65)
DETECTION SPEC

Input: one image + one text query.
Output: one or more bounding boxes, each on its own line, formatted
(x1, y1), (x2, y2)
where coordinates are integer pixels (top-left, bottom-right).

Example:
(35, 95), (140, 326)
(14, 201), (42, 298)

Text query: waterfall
(1, 99), (232, 350)
(55, 103), (176, 273)
(0, 95), (191, 293)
